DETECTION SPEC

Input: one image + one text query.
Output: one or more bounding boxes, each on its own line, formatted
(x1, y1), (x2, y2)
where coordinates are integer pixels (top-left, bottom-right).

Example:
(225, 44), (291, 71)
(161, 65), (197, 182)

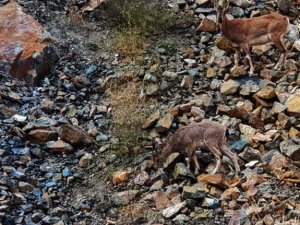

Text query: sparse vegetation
(104, 0), (176, 56)
(107, 73), (154, 151)
(158, 38), (178, 55)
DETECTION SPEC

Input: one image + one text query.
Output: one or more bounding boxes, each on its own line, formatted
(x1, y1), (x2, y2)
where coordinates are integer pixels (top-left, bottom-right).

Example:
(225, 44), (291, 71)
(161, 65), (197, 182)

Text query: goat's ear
(212, 0), (218, 8)
(223, 1), (230, 12)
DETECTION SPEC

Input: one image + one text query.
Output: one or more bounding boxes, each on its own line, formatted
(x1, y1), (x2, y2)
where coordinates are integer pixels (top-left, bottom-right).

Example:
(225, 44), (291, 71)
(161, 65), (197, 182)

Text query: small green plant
(104, 0), (176, 56)
(158, 38), (178, 55)
(105, 0), (175, 34)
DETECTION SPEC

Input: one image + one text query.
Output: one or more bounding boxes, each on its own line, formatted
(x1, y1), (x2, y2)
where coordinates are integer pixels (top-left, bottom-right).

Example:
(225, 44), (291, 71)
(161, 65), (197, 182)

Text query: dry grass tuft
(107, 75), (154, 150)
(104, 0), (176, 57)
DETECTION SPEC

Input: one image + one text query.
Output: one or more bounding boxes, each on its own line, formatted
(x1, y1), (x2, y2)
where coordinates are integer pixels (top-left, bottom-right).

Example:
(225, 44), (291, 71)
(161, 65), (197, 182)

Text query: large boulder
(0, 1), (58, 84)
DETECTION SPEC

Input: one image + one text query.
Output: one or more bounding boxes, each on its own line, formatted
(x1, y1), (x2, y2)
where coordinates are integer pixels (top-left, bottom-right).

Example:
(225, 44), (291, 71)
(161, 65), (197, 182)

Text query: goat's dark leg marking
(207, 144), (222, 174)
(192, 154), (200, 175)
(221, 144), (240, 176)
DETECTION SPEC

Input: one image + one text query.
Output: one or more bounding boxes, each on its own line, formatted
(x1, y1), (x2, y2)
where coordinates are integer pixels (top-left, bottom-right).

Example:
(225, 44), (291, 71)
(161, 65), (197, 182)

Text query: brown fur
(215, 0), (289, 75)
(154, 120), (240, 176)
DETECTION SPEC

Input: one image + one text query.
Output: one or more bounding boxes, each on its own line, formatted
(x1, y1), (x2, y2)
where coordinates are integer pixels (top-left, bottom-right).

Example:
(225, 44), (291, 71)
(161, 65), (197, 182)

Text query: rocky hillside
(0, 0), (300, 225)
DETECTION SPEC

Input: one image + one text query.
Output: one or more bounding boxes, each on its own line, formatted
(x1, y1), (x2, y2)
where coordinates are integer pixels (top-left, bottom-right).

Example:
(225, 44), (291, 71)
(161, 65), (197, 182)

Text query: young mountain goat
(154, 120), (240, 176)
(214, 0), (290, 75)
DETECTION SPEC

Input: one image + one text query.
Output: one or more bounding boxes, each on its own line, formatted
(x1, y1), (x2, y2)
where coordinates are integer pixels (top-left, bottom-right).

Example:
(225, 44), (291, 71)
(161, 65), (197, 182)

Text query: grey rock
(182, 185), (205, 200)
(112, 190), (139, 206)
(173, 163), (195, 180)
(280, 139), (300, 160)
(162, 201), (187, 218)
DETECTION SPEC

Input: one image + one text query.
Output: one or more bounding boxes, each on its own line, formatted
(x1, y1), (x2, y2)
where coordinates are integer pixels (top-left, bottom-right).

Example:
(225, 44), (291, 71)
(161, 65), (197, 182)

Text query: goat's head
(213, 0), (230, 24)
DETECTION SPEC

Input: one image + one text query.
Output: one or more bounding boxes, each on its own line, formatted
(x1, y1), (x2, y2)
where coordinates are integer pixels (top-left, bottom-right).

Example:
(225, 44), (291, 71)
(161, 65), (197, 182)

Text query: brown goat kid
(154, 120), (240, 176)
(214, 0), (290, 75)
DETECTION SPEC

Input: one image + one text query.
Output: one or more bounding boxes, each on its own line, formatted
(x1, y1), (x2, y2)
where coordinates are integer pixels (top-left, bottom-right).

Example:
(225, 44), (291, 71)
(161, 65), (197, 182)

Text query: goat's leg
(274, 53), (286, 70)
(233, 48), (241, 69)
(185, 146), (194, 170)
(221, 144), (240, 176)
(272, 35), (287, 70)
(208, 145), (222, 174)
(192, 154), (201, 175)
(185, 157), (191, 170)
(243, 45), (254, 75)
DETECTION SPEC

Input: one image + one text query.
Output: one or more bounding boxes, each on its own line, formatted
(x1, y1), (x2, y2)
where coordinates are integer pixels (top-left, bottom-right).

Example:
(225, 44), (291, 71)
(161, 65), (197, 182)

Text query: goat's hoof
(194, 169), (200, 176)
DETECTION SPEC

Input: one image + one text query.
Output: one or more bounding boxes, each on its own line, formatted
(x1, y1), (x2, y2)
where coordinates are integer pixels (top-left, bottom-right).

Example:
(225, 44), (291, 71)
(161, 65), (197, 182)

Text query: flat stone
(289, 127), (300, 138)
(180, 75), (194, 88)
(112, 190), (139, 206)
(162, 201), (186, 218)
(19, 181), (34, 192)
(269, 152), (289, 171)
(112, 170), (129, 185)
(182, 185), (205, 200)
(231, 0), (253, 8)
(156, 113), (174, 133)
(173, 163), (195, 180)
(263, 214), (274, 225)
(173, 214), (190, 223)
(220, 80), (240, 95)
(239, 124), (256, 143)
(191, 106), (205, 118)
(221, 187), (240, 201)
(201, 197), (220, 209)
(206, 67), (215, 78)
(256, 86), (276, 99)
(47, 140), (73, 153)
(27, 129), (58, 144)
(154, 191), (172, 210)
(177, 0), (186, 9)
(230, 66), (247, 77)
(163, 152), (181, 169)
(214, 56), (232, 68)
(238, 147), (262, 162)
(0, 105), (17, 118)
(150, 180), (164, 191)
(240, 81), (260, 96)
(194, 7), (215, 14)
(241, 173), (266, 191)
(197, 17), (217, 32)
(60, 124), (94, 146)
(134, 171), (149, 186)
(215, 36), (232, 52)
(197, 174), (230, 189)
(280, 139), (300, 160)
(285, 91), (300, 116)
(79, 153), (93, 167)
(41, 99), (55, 112)
(0, 1), (58, 84)
(271, 102), (287, 114)
(196, 0), (210, 5)
(162, 71), (178, 81)
(142, 110), (160, 129)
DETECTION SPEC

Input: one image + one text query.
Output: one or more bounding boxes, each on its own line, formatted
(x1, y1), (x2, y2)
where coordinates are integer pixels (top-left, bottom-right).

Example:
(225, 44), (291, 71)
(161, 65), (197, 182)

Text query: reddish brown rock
(0, 1), (58, 84)
(142, 110), (160, 129)
(60, 124), (94, 146)
(47, 140), (73, 153)
(197, 17), (217, 32)
(154, 191), (172, 210)
(112, 170), (129, 185)
(241, 173), (266, 191)
(215, 36), (233, 52)
(197, 174), (230, 189)
(27, 129), (58, 144)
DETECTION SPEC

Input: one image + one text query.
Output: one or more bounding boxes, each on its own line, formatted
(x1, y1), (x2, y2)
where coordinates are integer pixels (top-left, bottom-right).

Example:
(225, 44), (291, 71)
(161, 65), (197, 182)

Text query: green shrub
(105, 0), (176, 34)
(104, 0), (176, 56)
